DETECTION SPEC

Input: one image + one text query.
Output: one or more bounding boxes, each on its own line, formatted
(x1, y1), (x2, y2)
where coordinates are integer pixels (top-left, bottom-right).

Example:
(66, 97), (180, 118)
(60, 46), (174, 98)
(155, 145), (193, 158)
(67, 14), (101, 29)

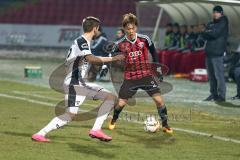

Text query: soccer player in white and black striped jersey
(32, 17), (124, 142)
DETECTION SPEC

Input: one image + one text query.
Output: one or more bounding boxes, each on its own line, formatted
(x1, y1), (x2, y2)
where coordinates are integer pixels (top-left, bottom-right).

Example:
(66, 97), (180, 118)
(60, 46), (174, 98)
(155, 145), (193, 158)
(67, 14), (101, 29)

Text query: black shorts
(118, 76), (160, 99)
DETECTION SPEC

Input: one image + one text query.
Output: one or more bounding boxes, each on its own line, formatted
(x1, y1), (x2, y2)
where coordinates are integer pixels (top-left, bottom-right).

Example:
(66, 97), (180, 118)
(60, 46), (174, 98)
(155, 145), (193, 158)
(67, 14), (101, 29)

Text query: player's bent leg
(109, 98), (127, 130)
(108, 78), (136, 130)
(32, 111), (75, 142)
(32, 84), (86, 142)
(91, 93), (116, 130)
(89, 91), (116, 141)
(32, 92), (83, 143)
(151, 93), (173, 134)
(73, 84), (114, 141)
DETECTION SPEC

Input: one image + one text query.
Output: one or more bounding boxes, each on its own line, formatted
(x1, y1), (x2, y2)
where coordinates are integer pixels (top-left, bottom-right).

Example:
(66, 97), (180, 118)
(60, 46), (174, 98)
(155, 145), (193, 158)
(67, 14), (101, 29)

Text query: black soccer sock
(111, 106), (124, 124)
(157, 105), (168, 127)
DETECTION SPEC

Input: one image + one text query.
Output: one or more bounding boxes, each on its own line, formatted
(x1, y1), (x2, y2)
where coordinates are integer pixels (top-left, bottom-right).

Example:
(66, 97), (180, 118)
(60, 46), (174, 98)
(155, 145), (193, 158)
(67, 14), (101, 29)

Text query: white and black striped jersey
(64, 35), (92, 86)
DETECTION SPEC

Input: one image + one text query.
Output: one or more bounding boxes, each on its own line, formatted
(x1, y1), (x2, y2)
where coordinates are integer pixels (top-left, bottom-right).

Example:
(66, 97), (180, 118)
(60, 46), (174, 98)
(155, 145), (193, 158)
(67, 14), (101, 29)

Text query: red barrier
(158, 50), (177, 74)
(190, 51), (206, 72)
(157, 50), (206, 74)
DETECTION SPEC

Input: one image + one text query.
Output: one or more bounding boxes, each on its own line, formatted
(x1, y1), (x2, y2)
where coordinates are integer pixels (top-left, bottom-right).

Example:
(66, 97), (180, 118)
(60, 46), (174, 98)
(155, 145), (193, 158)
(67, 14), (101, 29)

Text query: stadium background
(1, 0), (240, 49)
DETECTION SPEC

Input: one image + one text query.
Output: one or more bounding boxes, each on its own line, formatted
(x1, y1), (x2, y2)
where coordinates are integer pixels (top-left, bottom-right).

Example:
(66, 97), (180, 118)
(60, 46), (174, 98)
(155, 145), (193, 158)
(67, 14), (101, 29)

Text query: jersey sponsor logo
(81, 43), (89, 49)
(129, 51), (142, 58)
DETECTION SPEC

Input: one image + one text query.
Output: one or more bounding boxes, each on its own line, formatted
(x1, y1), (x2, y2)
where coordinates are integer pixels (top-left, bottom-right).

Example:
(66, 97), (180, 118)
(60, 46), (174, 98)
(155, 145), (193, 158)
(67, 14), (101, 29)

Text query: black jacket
(224, 52), (240, 80)
(91, 33), (109, 57)
(203, 16), (229, 57)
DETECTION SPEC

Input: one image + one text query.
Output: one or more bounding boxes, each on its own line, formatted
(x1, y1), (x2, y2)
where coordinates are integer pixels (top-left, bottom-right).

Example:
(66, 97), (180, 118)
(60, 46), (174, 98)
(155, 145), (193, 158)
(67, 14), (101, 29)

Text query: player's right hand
(113, 54), (125, 61)
(156, 71), (163, 82)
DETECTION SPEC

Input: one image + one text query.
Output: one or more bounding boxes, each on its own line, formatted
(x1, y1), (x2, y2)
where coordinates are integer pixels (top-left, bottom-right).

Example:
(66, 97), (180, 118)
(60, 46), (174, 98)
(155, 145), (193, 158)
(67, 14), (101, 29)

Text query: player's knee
(152, 96), (164, 107)
(155, 101), (165, 108)
(66, 112), (77, 119)
(118, 99), (127, 107)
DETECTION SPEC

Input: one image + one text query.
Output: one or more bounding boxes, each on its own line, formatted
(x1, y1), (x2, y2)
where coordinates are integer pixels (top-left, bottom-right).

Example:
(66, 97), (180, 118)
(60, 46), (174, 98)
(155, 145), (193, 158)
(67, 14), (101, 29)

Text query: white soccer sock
(92, 100), (115, 131)
(37, 113), (72, 136)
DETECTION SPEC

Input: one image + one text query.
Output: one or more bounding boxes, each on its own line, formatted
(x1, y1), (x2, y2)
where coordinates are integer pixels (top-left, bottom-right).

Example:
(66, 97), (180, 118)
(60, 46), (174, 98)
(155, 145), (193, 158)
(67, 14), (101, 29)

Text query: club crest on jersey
(120, 43), (130, 51)
(81, 43), (88, 49)
(151, 81), (157, 88)
(137, 42), (144, 48)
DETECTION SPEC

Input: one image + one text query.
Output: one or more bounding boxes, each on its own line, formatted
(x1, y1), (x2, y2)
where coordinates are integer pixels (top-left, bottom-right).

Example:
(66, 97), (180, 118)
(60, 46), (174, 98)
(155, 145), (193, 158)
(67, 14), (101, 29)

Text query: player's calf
(157, 105), (173, 134)
(109, 99), (127, 130)
(91, 91), (116, 136)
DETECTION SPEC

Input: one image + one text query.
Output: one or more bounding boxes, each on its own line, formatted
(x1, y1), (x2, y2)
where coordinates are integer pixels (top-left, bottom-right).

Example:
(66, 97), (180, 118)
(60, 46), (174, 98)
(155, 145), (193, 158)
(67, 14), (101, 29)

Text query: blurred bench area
(136, 0), (240, 77)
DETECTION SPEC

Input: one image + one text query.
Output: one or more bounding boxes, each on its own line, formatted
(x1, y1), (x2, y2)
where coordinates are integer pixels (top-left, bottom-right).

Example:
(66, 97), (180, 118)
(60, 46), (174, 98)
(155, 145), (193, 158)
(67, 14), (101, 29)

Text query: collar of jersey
(82, 35), (91, 46)
(125, 33), (137, 44)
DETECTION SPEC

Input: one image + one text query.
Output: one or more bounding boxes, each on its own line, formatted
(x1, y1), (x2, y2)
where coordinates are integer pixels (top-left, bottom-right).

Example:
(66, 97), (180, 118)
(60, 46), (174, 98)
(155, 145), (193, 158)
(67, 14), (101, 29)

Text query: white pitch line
(173, 128), (240, 144)
(9, 90), (222, 107)
(0, 93), (94, 108)
(112, 117), (240, 144)
(10, 90), (93, 106)
(12, 90), (61, 101)
(1, 93), (240, 144)
(0, 93), (55, 106)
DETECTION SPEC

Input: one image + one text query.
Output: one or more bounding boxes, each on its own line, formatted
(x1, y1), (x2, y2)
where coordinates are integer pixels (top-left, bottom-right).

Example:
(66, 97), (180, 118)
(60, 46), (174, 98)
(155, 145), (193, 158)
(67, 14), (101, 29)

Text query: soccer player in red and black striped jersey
(109, 13), (173, 134)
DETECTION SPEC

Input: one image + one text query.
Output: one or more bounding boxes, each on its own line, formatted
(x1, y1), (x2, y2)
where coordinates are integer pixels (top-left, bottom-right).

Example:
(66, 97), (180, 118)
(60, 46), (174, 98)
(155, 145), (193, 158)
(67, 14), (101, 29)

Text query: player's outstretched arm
(85, 54), (124, 63)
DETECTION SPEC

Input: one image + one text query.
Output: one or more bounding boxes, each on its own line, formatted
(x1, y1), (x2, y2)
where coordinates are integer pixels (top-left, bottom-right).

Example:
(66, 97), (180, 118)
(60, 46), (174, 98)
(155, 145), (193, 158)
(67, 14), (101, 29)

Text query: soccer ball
(144, 116), (161, 133)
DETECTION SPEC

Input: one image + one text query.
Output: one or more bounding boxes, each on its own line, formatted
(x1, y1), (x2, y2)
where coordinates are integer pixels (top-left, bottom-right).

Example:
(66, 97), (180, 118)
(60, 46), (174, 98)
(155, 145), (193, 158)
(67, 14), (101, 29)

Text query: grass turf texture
(0, 80), (240, 160)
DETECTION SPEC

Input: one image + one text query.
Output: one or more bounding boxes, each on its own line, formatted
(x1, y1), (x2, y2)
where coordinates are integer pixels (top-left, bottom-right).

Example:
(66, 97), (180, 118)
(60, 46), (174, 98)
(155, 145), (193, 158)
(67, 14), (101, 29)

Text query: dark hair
(213, 5), (223, 14)
(173, 23), (179, 28)
(122, 13), (138, 28)
(82, 16), (100, 33)
(98, 26), (103, 32)
(166, 23), (173, 27)
(118, 28), (125, 34)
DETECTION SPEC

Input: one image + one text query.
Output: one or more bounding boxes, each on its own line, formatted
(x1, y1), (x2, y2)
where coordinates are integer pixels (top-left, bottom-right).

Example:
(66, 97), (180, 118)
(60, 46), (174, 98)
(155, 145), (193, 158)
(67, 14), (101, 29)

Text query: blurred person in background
(88, 26), (110, 81)
(232, 51), (240, 100)
(178, 25), (188, 50)
(163, 23), (173, 48)
(233, 67), (240, 100)
(224, 51), (240, 100)
(194, 24), (207, 50)
(191, 25), (200, 50)
(168, 23), (180, 50)
(185, 25), (195, 50)
(115, 28), (125, 41)
(109, 28), (126, 82)
(202, 5), (229, 102)
(198, 24), (206, 34)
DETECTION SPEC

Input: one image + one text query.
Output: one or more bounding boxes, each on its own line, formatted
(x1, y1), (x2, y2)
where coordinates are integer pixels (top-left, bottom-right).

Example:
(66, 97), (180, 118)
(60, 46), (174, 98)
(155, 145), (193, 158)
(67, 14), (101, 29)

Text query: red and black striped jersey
(114, 33), (158, 80)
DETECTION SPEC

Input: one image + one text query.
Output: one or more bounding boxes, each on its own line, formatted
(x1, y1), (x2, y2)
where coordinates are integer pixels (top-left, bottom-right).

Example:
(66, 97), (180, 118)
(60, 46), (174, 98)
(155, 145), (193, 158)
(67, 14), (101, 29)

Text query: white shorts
(63, 82), (111, 113)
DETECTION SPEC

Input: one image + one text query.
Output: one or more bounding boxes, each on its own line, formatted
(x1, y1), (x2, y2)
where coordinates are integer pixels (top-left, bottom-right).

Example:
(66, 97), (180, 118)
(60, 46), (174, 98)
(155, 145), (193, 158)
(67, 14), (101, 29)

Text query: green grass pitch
(0, 80), (240, 160)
